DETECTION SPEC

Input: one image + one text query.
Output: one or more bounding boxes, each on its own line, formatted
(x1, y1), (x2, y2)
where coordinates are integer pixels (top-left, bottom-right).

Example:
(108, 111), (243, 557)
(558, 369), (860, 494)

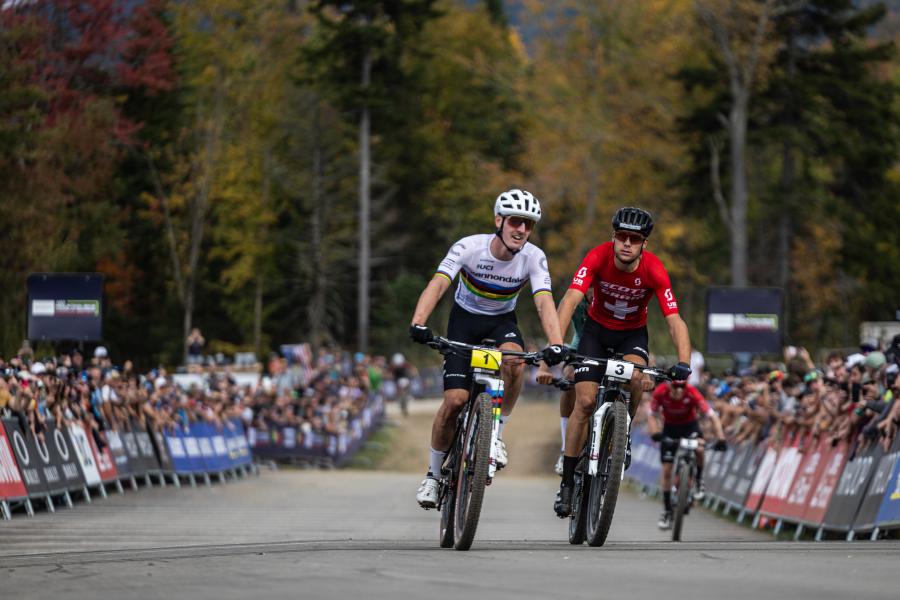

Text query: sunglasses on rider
(507, 216), (535, 230)
(614, 231), (645, 245)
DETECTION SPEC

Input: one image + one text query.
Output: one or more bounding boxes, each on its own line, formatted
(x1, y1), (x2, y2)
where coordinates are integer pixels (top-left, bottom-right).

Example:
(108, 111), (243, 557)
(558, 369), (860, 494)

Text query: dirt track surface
(3, 395), (900, 599)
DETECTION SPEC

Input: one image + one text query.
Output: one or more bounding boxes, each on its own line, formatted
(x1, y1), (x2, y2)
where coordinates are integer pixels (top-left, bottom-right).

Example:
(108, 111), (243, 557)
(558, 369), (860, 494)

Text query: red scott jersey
(650, 383), (713, 425)
(568, 242), (678, 330)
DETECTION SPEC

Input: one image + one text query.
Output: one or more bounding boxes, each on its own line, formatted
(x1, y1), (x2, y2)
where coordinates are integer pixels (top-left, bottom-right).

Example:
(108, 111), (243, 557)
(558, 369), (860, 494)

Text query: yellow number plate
(470, 348), (502, 372)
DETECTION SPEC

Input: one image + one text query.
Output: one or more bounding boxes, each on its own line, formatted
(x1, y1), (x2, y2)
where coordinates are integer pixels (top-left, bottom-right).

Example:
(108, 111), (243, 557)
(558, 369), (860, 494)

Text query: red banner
(744, 444), (779, 513)
(780, 436), (834, 522)
(0, 424), (28, 500)
(802, 439), (850, 526)
(758, 433), (806, 518)
(87, 422), (118, 482)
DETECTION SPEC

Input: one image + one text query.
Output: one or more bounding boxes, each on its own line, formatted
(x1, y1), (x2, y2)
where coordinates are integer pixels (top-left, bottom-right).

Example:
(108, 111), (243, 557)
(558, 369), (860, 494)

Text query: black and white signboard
(706, 287), (783, 354)
(27, 273), (104, 341)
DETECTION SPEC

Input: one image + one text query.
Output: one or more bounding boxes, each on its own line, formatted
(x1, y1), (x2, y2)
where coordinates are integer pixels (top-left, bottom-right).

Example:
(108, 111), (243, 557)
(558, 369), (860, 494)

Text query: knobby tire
(586, 399), (627, 547)
(452, 392), (492, 551)
(672, 459), (691, 542)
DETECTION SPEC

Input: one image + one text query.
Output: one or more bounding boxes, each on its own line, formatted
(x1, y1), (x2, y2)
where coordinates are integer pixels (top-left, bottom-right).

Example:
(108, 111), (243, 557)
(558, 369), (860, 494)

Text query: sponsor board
(0, 423), (28, 500)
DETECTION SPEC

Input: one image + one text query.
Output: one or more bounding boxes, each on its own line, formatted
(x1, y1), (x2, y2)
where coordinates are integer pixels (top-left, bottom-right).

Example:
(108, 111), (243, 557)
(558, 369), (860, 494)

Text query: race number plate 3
(471, 348), (502, 372)
(605, 359), (633, 381)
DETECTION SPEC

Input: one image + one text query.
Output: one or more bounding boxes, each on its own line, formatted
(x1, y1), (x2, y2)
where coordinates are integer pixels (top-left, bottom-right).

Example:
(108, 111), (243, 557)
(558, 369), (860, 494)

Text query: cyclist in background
(551, 207), (694, 517)
(647, 379), (727, 530)
(409, 189), (567, 508)
(390, 352), (417, 417)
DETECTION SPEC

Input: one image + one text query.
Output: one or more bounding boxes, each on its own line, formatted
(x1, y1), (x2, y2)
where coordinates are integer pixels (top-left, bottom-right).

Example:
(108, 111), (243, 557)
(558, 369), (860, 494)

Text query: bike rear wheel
(672, 459), (691, 542)
(568, 455), (590, 545)
(586, 399), (627, 547)
(452, 392), (492, 550)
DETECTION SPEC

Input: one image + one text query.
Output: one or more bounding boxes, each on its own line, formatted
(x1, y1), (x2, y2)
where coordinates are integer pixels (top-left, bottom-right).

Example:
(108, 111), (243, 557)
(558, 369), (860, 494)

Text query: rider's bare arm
(556, 288), (585, 341)
(665, 313), (692, 365)
(534, 291), (564, 347)
(411, 274), (452, 326)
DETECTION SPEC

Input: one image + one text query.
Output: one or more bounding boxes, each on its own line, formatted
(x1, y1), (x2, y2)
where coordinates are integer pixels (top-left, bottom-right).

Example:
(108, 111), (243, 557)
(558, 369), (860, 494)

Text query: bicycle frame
(585, 358), (634, 478)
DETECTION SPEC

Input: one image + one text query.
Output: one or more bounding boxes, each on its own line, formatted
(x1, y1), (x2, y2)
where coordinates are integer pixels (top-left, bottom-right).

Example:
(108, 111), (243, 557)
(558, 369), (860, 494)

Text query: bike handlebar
(564, 351), (672, 383)
(425, 336), (545, 365)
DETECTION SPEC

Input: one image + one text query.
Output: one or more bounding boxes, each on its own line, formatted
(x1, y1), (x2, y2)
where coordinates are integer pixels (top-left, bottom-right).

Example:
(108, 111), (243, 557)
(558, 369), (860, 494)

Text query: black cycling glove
(409, 324), (433, 344)
(713, 439), (728, 451)
(668, 361), (691, 381)
(541, 345), (568, 367)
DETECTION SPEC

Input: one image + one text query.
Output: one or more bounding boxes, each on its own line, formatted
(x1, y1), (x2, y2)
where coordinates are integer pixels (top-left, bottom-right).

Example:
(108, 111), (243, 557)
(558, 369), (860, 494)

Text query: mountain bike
(559, 354), (670, 547)
(425, 336), (543, 551)
(663, 434), (701, 542)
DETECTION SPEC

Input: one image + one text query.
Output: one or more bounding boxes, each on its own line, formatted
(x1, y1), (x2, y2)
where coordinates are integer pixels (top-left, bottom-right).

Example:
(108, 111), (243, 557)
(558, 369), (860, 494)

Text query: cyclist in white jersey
(409, 189), (568, 508)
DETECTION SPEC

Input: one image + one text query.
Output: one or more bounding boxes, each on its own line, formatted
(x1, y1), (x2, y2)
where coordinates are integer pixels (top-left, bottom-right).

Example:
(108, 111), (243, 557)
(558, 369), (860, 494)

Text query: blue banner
(627, 427), (661, 489)
(875, 441), (900, 530)
(163, 428), (193, 474)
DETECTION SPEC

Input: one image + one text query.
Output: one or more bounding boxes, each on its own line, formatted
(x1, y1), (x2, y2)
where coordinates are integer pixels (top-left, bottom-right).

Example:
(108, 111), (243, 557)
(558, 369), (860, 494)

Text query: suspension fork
(486, 377), (504, 479)
(587, 384), (632, 477)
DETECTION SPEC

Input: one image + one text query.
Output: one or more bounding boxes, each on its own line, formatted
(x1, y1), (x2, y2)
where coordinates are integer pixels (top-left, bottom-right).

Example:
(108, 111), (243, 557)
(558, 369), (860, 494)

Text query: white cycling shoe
(496, 438), (508, 469)
(417, 477), (440, 509)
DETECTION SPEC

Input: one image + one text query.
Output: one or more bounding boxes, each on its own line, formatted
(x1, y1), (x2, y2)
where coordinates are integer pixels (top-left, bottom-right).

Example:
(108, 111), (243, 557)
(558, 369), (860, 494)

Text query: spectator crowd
(0, 340), (406, 457)
(648, 336), (900, 457)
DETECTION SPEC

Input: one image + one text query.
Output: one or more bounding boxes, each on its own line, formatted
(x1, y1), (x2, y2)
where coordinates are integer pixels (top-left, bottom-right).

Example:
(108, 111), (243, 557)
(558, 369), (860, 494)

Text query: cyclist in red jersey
(550, 207), (694, 517)
(647, 380), (727, 529)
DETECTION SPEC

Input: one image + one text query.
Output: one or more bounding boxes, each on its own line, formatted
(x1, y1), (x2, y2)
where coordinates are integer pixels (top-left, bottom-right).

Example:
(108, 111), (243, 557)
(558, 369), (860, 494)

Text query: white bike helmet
(494, 189), (542, 223)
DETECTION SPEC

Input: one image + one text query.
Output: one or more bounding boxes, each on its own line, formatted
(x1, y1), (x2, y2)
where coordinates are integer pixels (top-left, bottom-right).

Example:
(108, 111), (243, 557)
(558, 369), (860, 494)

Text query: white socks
(499, 414), (510, 437)
(560, 417), (568, 452)
(428, 447), (447, 478)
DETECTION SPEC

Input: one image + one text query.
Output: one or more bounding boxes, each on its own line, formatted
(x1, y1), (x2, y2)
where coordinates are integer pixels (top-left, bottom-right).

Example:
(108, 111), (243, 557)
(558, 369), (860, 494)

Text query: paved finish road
(2, 471), (899, 599)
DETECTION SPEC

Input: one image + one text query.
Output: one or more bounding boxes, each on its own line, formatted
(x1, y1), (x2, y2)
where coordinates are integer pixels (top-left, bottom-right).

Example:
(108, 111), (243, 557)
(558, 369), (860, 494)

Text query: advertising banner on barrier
(164, 429), (192, 474)
(45, 418), (86, 492)
(717, 442), (752, 506)
(209, 425), (231, 471)
(88, 426), (118, 482)
(627, 428), (661, 489)
(744, 445), (778, 514)
(703, 441), (730, 498)
(67, 421), (101, 486)
(181, 425), (209, 473)
(780, 436), (832, 523)
(758, 434), (804, 518)
(196, 424), (218, 470)
(802, 440), (849, 525)
(0, 422), (28, 500)
(133, 424), (162, 473)
(875, 438), (900, 529)
(853, 436), (900, 533)
(821, 442), (882, 532)
(151, 427), (174, 473)
(2, 417), (50, 498)
(121, 430), (146, 476)
(104, 429), (131, 478)
(234, 422), (252, 466)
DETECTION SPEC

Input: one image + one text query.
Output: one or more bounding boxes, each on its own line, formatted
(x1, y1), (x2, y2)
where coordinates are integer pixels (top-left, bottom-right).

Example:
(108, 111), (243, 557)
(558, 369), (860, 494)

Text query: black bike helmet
(612, 207), (654, 237)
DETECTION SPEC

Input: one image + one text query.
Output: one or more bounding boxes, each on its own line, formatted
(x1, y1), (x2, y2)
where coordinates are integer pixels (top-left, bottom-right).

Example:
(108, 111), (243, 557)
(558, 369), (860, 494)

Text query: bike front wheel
(586, 399), (627, 547)
(672, 459), (692, 542)
(452, 392), (493, 550)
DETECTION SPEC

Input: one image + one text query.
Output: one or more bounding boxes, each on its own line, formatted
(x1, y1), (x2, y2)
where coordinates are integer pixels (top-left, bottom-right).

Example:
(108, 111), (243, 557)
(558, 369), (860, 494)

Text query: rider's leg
(695, 442), (705, 483)
(428, 388), (470, 475)
(498, 341), (525, 420)
(660, 461), (674, 513)
(561, 381), (598, 485)
(622, 353), (647, 420)
(559, 365), (576, 452)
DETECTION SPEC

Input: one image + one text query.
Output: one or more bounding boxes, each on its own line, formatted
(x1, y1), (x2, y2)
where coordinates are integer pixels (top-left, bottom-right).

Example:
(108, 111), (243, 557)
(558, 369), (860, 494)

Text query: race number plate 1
(605, 359), (634, 380)
(471, 348), (502, 372)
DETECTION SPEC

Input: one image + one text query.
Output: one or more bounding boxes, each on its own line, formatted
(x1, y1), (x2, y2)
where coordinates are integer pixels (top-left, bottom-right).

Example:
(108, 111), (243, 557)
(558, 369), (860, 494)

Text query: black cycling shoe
(554, 484), (573, 518)
(624, 435), (632, 471)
